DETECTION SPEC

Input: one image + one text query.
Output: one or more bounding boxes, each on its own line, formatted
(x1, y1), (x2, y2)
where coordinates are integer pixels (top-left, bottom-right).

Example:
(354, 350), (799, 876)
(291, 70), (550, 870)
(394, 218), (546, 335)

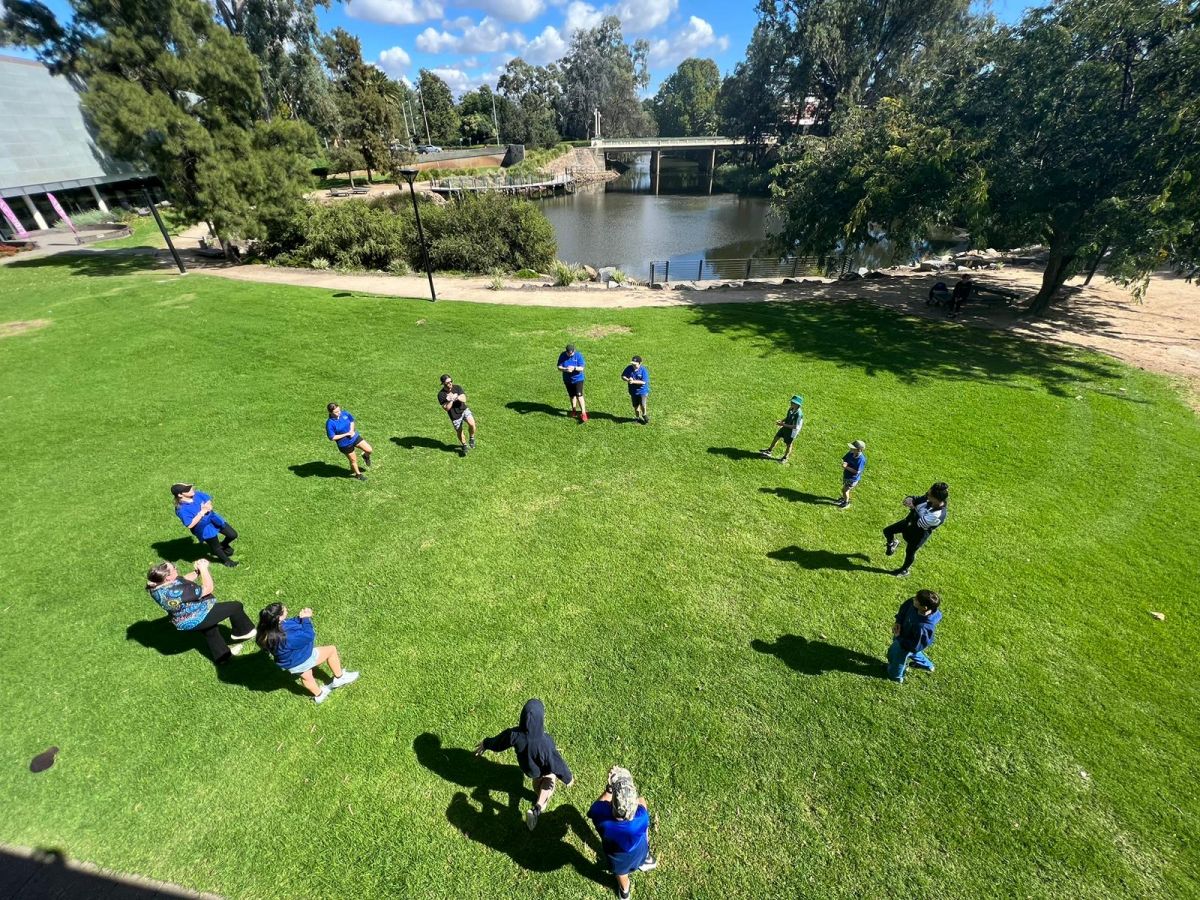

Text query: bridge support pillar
(707, 147), (716, 195)
(651, 149), (661, 195)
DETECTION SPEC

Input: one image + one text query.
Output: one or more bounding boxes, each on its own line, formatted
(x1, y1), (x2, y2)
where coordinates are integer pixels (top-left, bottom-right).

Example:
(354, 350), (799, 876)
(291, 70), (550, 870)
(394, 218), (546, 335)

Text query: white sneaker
(313, 686), (332, 704)
(638, 855), (658, 872)
(227, 641), (247, 657)
(525, 806), (540, 831)
(232, 628), (257, 641)
(330, 671), (360, 689)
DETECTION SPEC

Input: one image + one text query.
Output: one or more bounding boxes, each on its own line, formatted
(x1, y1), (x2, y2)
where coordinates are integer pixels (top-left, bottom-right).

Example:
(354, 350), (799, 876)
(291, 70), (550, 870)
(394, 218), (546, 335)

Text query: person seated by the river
(927, 281), (951, 307)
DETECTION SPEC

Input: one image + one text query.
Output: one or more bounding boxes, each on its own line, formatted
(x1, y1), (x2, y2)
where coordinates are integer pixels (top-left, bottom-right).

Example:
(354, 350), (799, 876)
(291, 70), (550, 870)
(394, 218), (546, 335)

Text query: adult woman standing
(145, 559), (256, 663)
(326, 403), (373, 481)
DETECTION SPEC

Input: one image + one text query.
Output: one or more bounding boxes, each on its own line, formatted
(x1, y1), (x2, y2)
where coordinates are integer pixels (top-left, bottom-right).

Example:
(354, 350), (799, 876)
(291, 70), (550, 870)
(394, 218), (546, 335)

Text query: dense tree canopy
(651, 57), (720, 137)
(497, 58), (562, 149)
(417, 69), (460, 147)
(557, 16), (651, 139)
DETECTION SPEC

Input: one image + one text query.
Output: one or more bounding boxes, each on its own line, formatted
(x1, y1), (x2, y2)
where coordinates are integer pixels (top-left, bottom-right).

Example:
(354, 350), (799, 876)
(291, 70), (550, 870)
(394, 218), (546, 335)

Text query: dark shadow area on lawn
(413, 733), (607, 886)
(125, 618), (308, 695)
(752, 635), (887, 679)
(391, 435), (460, 453)
(149, 536), (208, 564)
(3, 249), (167, 277)
(585, 410), (639, 424)
(690, 295), (1123, 397)
(760, 486), (839, 506)
(288, 460), (352, 478)
(768, 545), (891, 573)
(0, 847), (189, 899)
(708, 446), (772, 461)
(505, 400), (570, 418)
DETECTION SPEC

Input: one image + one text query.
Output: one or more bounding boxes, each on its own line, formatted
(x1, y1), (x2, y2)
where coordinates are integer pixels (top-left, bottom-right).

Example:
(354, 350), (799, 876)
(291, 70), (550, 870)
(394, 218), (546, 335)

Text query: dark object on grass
(30, 747), (59, 772)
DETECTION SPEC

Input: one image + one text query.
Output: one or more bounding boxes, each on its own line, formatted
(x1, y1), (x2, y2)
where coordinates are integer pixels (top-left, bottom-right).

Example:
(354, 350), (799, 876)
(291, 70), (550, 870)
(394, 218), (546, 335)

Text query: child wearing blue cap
(760, 395), (804, 464)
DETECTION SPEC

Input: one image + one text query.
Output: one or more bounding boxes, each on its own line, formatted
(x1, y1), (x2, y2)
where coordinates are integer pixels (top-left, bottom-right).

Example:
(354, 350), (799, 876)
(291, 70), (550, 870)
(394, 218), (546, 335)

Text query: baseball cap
(848, 440), (866, 451)
(609, 767), (639, 821)
(170, 483), (193, 497)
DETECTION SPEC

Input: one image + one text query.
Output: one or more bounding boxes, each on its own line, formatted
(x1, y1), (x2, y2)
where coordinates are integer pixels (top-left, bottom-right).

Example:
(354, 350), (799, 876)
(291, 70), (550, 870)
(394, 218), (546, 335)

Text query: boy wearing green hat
(760, 395), (804, 464)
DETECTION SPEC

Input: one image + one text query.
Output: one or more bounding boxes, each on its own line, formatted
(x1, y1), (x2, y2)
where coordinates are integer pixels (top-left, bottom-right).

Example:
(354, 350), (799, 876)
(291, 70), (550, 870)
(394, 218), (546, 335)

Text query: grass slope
(0, 255), (1197, 899)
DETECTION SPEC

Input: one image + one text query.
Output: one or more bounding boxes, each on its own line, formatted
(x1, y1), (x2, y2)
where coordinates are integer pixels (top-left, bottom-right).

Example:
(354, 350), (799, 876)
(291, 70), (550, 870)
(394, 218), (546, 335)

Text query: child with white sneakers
(256, 603), (359, 704)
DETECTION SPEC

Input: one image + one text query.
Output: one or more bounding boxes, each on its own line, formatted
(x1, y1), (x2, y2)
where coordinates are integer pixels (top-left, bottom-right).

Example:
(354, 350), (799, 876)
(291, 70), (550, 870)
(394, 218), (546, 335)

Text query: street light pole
(399, 167), (436, 302)
(141, 183), (186, 274)
(490, 90), (501, 147)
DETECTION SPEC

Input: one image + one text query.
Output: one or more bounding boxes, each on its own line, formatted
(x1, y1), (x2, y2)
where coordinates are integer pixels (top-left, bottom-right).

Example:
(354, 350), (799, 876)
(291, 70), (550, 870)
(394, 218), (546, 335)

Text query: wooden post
(664, 259), (670, 282)
(652, 149), (660, 196)
(745, 258), (753, 279)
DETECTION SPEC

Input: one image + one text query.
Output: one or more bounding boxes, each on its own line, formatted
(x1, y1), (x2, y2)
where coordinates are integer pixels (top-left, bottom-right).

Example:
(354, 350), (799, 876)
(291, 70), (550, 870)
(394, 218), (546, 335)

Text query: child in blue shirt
(887, 589), (943, 683)
(839, 440), (867, 508)
(760, 395), (803, 464)
(256, 603), (359, 704)
(588, 766), (657, 900)
(326, 403), (373, 481)
(556, 344), (588, 422)
(172, 483), (239, 567)
(621, 355), (650, 424)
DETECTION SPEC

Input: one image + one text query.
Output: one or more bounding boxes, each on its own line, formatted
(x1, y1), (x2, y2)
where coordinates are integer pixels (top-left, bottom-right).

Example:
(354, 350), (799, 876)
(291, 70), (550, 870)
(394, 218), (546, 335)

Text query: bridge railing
(648, 255), (852, 285)
(428, 171), (574, 191)
(591, 136), (745, 148)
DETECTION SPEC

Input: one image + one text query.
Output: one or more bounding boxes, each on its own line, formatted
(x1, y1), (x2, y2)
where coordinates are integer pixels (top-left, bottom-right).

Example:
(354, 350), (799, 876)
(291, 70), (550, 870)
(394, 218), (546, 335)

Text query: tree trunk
(1083, 241), (1109, 285)
(1026, 239), (1076, 317)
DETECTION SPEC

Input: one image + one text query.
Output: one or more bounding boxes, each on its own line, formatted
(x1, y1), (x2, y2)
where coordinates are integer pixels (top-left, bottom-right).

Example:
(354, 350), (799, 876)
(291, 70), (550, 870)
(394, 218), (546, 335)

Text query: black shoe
(459, 445), (467, 457)
(885, 537), (898, 556)
(355, 473), (367, 481)
(468, 437), (476, 449)
(617, 885), (630, 900)
(837, 500), (849, 509)
(222, 559), (239, 568)
(363, 452), (372, 467)
(892, 568), (910, 577)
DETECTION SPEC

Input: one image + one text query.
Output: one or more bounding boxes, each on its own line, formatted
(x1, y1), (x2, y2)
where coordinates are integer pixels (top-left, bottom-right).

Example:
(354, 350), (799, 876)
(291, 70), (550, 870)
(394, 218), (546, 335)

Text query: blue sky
(3, 0), (1035, 95)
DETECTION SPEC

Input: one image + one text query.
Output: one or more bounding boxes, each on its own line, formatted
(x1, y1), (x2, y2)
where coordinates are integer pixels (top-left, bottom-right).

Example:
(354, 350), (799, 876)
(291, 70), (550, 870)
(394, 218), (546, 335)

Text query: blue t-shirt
(175, 491), (226, 540)
(326, 410), (359, 450)
(622, 364), (650, 396)
(558, 351), (585, 384)
(272, 617), (316, 670)
(842, 451), (866, 481)
(150, 578), (214, 631)
(588, 801), (650, 874)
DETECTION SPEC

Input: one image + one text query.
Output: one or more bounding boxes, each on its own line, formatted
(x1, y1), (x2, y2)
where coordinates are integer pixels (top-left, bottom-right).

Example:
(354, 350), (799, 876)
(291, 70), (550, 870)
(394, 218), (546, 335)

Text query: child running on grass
(760, 395), (804, 463)
(438, 374), (477, 456)
(887, 589), (943, 683)
(256, 603), (359, 704)
(325, 402), (373, 481)
(883, 482), (949, 577)
(839, 441), (867, 508)
(475, 698), (574, 830)
(588, 766), (658, 900)
(557, 344), (588, 422)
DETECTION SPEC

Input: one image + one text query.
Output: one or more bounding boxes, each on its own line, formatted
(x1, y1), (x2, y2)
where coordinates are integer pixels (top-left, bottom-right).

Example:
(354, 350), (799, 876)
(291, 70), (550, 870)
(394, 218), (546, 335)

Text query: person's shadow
(506, 400), (569, 418)
(751, 635), (886, 679)
(413, 733), (606, 885)
(767, 545), (891, 573)
(759, 486), (839, 506)
(708, 446), (769, 461)
(148, 536), (208, 563)
(288, 460), (352, 478)
(391, 435), (460, 453)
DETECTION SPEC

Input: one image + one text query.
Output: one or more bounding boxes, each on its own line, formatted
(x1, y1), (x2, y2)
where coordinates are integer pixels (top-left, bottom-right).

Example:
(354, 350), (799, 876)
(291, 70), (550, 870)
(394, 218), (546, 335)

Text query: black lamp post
(138, 178), (186, 274)
(398, 166), (435, 302)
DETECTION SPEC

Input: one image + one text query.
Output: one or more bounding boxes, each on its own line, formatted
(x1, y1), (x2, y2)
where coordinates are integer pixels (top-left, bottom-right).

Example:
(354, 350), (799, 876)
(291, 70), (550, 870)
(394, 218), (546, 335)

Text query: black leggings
(883, 520), (931, 571)
(194, 600), (254, 663)
(203, 522), (238, 564)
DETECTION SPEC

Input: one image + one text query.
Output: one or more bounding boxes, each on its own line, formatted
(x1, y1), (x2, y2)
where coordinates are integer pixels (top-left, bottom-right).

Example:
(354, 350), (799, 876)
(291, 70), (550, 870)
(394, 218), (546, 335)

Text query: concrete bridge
(589, 136), (761, 194)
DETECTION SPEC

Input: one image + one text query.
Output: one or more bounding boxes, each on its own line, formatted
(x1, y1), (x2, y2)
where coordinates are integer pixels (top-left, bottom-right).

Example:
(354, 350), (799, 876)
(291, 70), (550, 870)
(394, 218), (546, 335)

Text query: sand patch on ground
(582, 324), (633, 339)
(0, 319), (50, 338)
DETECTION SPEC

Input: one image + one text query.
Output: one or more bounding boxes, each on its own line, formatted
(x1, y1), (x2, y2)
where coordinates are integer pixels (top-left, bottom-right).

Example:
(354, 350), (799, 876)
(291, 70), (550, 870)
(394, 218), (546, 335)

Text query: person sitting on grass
(887, 589), (943, 683)
(883, 482), (949, 577)
(926, 280), (951, 307)
(475, 698), (574, 831)
(839, 440), (867, 509)
(146, 558), (256, 664)
(587, 766), (658, 900)
(557, 343), (588, 422)
(172, 483), (238, 568)
(438, 374), (477, 456)
(760, 395), (804, 464)
(621, 355), (650, 424)
(256, 602), (359, 705)
(326, 402), (373, 481)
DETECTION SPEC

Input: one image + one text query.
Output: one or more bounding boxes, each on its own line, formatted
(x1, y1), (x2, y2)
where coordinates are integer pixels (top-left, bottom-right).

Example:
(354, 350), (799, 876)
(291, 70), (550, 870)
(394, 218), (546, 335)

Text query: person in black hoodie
(475, 698), (575, 831)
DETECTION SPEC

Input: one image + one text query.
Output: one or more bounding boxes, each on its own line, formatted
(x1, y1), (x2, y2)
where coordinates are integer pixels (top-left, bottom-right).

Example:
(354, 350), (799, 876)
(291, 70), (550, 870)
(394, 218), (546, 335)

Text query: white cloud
(523, 25), (567, 64)
(345, 0), (443, 26)
(647, 16), (727, 69)
(563, 1), (602, 34)
(613, 0), (675, 32)
(417, 16), (525, 53)
(469, 0), (545, 23)
(376, 46), (412, 76)
(444, 14), (473, 28)
(426, 64), (508, 97)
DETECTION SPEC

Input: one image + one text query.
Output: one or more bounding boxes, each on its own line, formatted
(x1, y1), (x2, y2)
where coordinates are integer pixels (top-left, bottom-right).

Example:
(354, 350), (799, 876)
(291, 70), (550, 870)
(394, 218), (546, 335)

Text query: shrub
(609, 268), (627, 284)
(551, 260), (582, 286)
(387, 258), (410, 276)
(71, 209), (122, 226)
(515, 268), (541, 279)
(287, 201), (411, 271)
(310, 257), (330, 270)
(488, 273), (505, 291)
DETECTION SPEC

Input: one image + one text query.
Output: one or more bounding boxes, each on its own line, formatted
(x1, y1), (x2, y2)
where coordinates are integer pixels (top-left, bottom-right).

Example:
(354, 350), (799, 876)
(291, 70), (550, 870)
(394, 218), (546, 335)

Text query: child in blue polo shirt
(621, 356), (650, 424)
(171, 483), (239, 567)
(887, 589), (943, 683)
(588, 766), (657, 900)
(760, 395), (803, 464)
(839, 440), (867, 508)
(256, 602), (359, 704)
(557, 344), (588, 422)
(326, 402), (373, 481)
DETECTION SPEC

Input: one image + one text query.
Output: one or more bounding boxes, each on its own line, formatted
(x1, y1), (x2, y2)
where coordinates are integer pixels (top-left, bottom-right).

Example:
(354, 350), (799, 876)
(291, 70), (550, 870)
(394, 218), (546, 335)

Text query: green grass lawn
(91, 212), (188, 250)
(0, 253), (1197, 899)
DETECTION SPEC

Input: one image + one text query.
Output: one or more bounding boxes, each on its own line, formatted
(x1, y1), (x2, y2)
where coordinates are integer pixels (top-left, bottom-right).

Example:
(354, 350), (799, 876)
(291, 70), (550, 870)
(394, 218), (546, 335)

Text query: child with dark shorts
(760, 395), (804, 463)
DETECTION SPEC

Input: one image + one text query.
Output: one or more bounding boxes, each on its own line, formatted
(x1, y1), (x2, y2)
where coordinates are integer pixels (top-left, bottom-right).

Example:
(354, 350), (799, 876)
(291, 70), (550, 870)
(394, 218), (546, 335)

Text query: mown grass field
(0, 252), (1197, 899)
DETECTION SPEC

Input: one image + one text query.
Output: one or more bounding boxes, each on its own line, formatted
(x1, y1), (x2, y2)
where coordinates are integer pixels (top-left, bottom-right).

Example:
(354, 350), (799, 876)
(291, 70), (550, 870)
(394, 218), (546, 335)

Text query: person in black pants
(950, 274), (973, 318)
(172, 483), (238, 568)
(883, 482), (949, 577)
(146, 559), (256, 663)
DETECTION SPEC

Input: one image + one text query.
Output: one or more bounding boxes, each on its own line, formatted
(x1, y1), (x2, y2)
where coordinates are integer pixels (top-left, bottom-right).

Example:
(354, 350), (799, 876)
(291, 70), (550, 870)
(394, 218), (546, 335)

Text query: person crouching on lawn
(326, 402), (373, 481)
(475, 698), (574, 831)
(438, 374), (477, 456)
(588, 766), (658, 900)
(760, 395), (803, 463)
(256, 603), (359, 704)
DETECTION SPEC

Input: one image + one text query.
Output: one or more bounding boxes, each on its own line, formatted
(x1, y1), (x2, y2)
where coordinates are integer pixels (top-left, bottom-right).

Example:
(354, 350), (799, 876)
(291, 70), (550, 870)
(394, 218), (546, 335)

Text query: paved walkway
(0, 845), (221, 899)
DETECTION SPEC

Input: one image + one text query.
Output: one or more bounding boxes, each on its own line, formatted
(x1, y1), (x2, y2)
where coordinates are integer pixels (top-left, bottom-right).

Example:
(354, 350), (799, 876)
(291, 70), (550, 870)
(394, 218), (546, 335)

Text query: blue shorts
(607, 839), (650, 876)
(286, 648), (321, 674)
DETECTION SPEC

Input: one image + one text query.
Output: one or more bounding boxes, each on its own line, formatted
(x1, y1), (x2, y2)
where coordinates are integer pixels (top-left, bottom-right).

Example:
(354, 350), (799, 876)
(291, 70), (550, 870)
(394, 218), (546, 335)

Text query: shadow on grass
(751, 635), (887, 679)
(126, 618), (307, 695)
(708, 446), (772, 461)
(288, 460), (352, 478)
(413, 733), (607, 885)
(768, 545), (890, 573)
(391, 435), (460, 453)
(760, 486), (839, 506)
(148, 536), (208, 564)
(0, 847), (171, 899)
(690, 295), (1122, 397)
(3, 249), (167, 277)
(505, 400), (570, 418)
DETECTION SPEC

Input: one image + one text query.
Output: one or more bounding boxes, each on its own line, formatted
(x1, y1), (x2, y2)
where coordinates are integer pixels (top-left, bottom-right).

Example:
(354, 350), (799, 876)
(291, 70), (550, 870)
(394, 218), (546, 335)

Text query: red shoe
(580, 412), (589, 423)
(568, 409), (577, 418)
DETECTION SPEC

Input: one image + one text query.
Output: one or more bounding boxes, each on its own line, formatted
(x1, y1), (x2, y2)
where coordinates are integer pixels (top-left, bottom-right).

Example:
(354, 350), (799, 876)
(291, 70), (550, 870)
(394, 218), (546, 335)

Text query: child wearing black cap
(171, 483), (238, 567)
(557, 343), (588, 422)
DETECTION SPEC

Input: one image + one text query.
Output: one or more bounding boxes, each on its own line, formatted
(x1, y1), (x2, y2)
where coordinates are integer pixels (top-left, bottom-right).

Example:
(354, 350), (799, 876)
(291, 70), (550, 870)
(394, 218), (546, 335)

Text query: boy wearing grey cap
(839, 440), (867, 508)
(588, 766), (657, 899)
(760, 395), (804, 464)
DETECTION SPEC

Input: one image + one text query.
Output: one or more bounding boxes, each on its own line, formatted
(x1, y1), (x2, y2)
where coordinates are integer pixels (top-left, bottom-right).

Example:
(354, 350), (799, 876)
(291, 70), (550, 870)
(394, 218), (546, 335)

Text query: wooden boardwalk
(427, 171), (575, 198)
